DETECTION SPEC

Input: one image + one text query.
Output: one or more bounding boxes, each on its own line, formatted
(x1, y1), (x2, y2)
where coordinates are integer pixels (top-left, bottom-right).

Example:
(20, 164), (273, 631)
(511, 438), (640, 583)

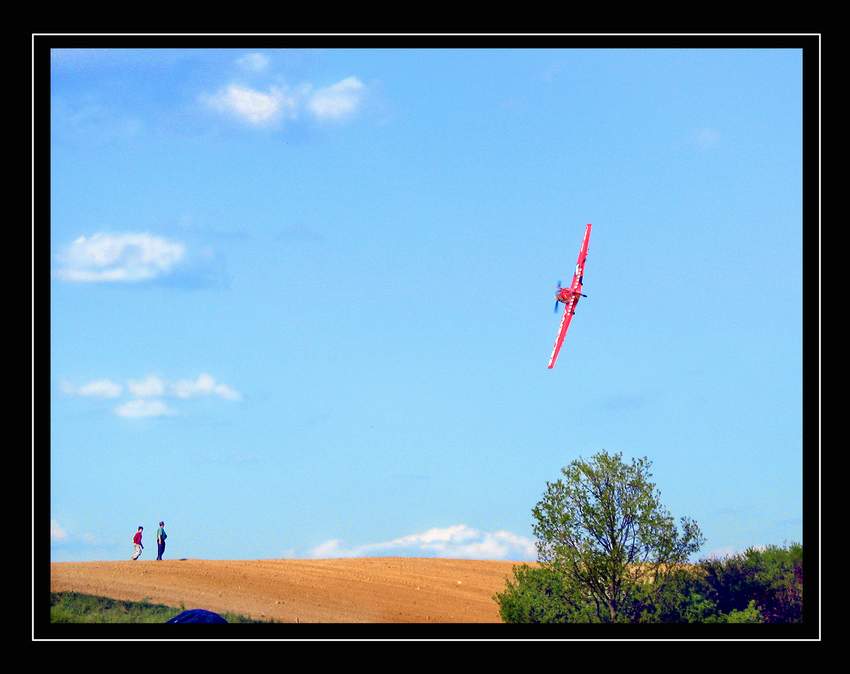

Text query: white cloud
(56, 232), (186, 283)
(63, 372), (241, 418)
(307, 76), (365, 121)
(203, 84), (297, 126)
(203, 76), (366, 128)
(127, 375), (166, 398)
(236, 53), (270, 72)
(51, 520), (99, 547)
(115, 399), (174, 419)
(51, 519), (69, 542)
(309, 524), (536, 561)
(214, 383), (241, 401)
(383, 524), (479, 550)
(61, 379), (123, 398)
(311, 539), (349, 558)
(695, 127), (721, 149)
(170, 373), (241, 401)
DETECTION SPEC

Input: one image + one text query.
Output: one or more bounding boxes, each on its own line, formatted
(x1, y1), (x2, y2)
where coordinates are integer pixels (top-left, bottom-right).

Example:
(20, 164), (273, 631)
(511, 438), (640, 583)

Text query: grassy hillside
(50, 592), (269, 623)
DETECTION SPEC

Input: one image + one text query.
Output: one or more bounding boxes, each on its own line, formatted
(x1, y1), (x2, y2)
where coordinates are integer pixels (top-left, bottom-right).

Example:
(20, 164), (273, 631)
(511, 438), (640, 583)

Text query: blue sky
(49, 47), (803, 562)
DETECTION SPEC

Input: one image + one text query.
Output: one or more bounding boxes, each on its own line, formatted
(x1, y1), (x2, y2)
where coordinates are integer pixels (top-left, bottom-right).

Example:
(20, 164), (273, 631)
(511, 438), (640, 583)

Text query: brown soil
(50, 557), (526, 623)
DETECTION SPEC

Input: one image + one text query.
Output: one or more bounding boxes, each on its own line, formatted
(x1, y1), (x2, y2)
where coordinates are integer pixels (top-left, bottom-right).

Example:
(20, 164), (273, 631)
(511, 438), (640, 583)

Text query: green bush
(723, 599), (764, 624)
(495, 542), (802, 623)
(51, 592), (181, 623)
(495, 565), (601, 623)
(699, 543), (802, 623)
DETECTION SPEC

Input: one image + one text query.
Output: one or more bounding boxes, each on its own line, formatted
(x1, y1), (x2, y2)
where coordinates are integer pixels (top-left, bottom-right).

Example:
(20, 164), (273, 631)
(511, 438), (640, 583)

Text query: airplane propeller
(553, 280), (562, 313)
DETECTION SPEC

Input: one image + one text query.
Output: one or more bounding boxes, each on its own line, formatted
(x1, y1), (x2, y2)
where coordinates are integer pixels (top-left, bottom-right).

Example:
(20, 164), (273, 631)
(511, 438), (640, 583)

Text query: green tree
(699, 543), (802, 623)
(527, 451), (705, 623)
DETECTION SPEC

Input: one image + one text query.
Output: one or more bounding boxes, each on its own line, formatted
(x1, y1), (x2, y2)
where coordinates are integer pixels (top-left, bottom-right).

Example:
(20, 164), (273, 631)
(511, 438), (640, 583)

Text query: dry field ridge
(51, 557), (526, 623)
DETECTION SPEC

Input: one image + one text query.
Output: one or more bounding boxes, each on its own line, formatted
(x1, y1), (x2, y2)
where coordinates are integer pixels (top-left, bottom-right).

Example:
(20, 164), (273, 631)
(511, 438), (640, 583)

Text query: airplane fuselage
(555, 288), (581, 304)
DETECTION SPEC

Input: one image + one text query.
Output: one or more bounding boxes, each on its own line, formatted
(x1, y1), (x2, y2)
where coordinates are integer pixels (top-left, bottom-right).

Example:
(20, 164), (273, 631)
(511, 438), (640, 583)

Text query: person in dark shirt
(156, 521), (167, 560)
(131, 526), (144, 560)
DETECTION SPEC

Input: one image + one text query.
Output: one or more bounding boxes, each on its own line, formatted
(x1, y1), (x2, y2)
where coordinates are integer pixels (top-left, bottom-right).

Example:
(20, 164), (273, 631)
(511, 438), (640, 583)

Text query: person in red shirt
(131, 526), (144, 560)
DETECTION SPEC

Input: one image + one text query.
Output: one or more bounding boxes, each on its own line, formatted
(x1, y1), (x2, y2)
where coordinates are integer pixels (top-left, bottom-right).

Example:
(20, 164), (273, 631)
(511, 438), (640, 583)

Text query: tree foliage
(699, 543), (802, 623)
(495, 564), (600, 623)
(495, 451), (803, 624)
(528, 451), (704, 623)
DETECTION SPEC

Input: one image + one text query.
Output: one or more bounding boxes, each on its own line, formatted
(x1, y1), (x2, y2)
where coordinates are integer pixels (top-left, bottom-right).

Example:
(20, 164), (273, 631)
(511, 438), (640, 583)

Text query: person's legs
(157, 542), (165, 560)
(131, 544), (141, 560)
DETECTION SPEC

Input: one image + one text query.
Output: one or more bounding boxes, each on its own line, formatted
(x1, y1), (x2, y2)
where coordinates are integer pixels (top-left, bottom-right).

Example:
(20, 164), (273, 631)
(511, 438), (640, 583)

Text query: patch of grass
(50, 592), (271, 623)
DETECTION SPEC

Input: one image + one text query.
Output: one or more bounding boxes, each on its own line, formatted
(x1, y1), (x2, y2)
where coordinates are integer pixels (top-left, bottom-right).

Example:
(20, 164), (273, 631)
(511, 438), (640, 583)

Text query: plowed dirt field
(51, 558), (525, 623)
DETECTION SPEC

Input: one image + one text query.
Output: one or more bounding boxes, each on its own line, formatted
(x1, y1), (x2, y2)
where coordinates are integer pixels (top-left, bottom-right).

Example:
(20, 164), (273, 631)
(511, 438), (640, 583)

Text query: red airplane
(547, 223), (592, 369)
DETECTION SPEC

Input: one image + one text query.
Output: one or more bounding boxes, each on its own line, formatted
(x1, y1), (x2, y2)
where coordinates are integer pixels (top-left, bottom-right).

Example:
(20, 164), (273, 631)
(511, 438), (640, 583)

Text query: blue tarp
(166, 609), (228, 624)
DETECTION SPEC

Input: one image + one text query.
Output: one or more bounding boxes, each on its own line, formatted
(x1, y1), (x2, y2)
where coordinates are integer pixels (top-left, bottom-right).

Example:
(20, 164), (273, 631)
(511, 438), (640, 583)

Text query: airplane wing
(570, 223), (592, 292)
(547, 295), (576, 369)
